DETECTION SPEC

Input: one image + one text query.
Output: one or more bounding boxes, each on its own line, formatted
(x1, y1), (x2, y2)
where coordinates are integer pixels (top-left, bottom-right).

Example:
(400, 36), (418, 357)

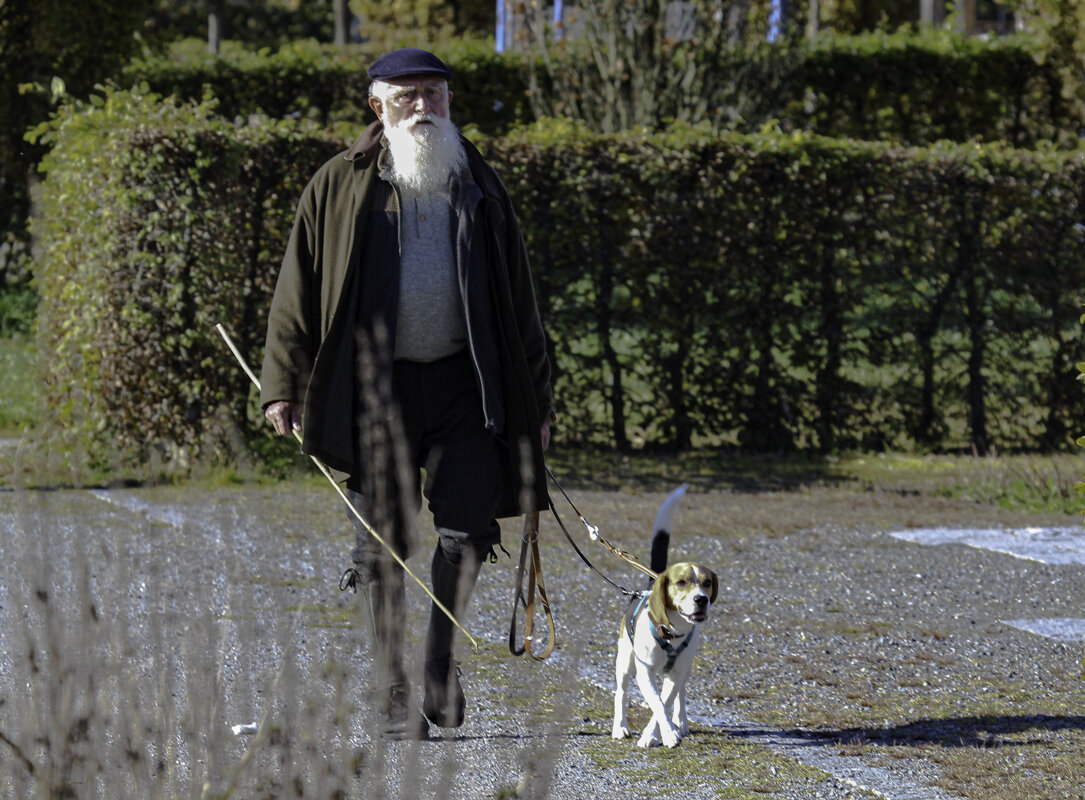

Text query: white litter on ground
(888, 526), (1085, 566)
(891, 526), (1085, 644)
(1002, 618), (1085, 642)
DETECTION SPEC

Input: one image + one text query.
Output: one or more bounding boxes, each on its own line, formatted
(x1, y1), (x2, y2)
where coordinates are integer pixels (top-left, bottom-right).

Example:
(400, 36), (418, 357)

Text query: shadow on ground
(547, 449), (851, 493)
(758, 714), (1085, 749)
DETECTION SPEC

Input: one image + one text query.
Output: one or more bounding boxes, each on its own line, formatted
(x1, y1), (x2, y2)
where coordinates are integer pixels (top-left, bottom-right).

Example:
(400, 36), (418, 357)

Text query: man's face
(369, 76), (452, 131)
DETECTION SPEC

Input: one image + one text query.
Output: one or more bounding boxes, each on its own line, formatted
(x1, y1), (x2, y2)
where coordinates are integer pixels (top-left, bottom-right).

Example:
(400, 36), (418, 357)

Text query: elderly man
(260, 48), (554, 739)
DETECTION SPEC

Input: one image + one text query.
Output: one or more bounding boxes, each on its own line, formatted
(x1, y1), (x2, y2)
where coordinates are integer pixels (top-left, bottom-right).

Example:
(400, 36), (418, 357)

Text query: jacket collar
(343, 121), (384, 164)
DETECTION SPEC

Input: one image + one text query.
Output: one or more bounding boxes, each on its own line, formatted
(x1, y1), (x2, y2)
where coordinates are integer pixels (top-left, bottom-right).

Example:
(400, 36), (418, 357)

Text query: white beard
(383, 114), (467, 195)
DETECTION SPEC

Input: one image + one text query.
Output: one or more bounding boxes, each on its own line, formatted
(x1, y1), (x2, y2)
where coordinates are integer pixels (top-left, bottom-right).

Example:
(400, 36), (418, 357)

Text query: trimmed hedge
(31, 90), (1085, 471)
(31, 89), (339, 469)
(489, 121), (1085, 453)
(778, 30), (1071, 146)
(124, 31), (1076, 145)
(122, 38), (531, 136)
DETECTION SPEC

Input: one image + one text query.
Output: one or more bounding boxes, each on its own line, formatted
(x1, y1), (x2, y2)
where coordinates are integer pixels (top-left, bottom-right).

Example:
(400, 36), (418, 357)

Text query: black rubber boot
(422, 544), (481, 728)
(359, 561), (429, 740)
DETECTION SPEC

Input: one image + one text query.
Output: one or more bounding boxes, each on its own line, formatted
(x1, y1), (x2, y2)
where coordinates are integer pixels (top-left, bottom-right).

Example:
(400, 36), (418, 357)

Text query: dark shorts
(347, 349), (500, 564)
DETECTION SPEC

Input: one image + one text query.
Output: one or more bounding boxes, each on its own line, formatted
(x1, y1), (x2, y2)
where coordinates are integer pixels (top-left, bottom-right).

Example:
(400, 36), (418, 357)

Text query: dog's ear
(648, 572), (673, 631)
(708, 570), (719, 604)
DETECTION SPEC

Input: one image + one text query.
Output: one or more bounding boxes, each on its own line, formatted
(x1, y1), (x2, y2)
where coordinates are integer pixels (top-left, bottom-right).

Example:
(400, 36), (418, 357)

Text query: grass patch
(283, 602), (354, 628)
(841, 452), (1085, 515)
(551, 449), (1085, 516)
(581, 707), (862, 800)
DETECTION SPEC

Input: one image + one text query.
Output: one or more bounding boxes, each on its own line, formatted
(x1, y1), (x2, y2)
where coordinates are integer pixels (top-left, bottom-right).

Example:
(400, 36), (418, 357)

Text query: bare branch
(524, 0), (776, 133)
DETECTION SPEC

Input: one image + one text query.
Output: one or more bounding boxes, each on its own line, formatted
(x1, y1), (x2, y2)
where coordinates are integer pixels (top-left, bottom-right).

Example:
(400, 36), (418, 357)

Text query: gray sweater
(393, 188), (467, 362)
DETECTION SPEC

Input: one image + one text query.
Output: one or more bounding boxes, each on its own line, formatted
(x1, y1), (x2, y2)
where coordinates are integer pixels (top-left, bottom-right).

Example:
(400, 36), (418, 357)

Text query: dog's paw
(660, 728), (681, 748)
(633, 729), (668, 746)
(612, 723), (632, 740)
(633, 729), (659, 746)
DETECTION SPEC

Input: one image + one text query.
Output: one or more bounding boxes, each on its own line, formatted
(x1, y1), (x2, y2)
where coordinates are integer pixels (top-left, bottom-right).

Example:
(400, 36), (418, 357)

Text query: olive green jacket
(260, 122), (553, 517)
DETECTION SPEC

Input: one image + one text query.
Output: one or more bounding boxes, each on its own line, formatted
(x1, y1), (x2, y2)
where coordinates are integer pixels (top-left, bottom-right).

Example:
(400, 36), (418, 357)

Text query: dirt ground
(2, 472), (1085, 800)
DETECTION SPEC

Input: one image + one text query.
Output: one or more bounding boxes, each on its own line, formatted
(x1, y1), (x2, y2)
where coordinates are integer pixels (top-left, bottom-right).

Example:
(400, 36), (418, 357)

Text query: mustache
(401, 113), (438, 127)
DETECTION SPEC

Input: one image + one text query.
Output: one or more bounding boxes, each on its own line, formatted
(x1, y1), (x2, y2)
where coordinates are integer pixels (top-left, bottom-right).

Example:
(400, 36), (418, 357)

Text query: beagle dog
(611, 487), (718, 748)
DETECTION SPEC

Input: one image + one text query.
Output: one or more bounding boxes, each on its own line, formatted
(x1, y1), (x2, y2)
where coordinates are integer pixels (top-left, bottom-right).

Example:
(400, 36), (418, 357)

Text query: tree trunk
(959, 194), (989, 455)
(596, 261), (629, 451)
(334, 0), (350, 45)
(208, 0), (224, 55)
(815, 244), (841, 452)
(914, 264), (960, 447)
(667, 343), (691, 451)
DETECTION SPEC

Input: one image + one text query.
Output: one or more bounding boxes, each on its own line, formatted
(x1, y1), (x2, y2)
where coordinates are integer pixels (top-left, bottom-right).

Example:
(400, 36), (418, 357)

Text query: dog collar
(627, 593), (695, 673)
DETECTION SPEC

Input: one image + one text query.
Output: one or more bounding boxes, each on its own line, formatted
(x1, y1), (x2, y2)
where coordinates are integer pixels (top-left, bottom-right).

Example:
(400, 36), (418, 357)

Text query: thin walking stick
(215, 323), (478, 652)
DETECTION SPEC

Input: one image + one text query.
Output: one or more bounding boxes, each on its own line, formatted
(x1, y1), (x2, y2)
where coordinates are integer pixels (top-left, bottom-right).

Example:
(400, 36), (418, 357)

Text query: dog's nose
(694, 595), (708, 608)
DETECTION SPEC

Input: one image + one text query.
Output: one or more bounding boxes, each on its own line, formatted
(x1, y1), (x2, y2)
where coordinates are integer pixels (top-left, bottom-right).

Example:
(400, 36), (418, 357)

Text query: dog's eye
(675, 579), (689, 587)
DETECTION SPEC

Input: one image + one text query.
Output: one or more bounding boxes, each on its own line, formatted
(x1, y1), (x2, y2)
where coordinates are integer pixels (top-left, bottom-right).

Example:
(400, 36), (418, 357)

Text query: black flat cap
(367, 48), (454, 82)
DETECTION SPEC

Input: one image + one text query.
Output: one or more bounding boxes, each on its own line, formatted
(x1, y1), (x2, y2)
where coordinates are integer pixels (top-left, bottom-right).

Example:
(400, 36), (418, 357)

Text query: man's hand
(265, 401), (301, 437)
(540, 420), (551, 452)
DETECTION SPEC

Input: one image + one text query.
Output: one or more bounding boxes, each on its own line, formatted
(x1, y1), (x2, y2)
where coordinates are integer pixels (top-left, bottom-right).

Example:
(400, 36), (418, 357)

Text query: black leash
(544, 464), (654, 597)
(546, 496), (641, 598)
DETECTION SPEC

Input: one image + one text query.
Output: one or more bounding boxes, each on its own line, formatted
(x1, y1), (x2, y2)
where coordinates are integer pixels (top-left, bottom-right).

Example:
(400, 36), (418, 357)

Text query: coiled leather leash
(508, 511), (556, 660)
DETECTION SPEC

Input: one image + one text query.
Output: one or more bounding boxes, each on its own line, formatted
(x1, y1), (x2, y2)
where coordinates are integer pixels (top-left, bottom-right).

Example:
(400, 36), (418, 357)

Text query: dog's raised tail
(649, 485), (687, 574)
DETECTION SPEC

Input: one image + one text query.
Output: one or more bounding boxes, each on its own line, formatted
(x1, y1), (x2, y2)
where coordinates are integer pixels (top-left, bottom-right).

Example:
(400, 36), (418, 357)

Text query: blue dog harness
(626, 592), (695, 673)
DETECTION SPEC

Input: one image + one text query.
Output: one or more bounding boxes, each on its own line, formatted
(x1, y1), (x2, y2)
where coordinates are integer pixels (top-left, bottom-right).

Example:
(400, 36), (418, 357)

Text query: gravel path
(2, 481), (1084, 799)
